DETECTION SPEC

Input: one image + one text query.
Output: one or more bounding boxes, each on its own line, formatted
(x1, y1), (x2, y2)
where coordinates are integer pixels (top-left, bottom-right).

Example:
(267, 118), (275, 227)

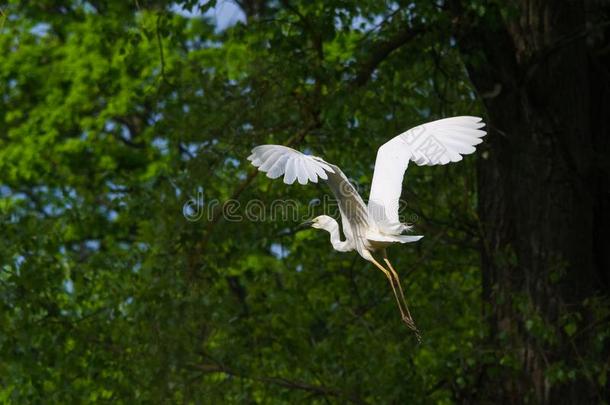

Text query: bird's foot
(402, 316), (422, 343)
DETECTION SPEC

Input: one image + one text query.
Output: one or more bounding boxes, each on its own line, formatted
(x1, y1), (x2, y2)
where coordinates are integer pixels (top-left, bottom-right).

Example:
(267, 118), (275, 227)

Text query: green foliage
(5, 1), (605, 403)
(1, 1), (478, 402)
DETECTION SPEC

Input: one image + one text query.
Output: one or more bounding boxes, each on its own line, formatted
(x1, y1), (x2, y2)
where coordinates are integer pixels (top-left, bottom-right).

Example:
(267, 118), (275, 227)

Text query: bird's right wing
(248, 145), (334, 185)
(248, 145), (369, 246)
(367, 116), (486, 233)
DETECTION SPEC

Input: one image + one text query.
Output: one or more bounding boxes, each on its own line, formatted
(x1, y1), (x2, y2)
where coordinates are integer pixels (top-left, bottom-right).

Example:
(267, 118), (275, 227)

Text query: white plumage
(248, 145), (334, 184)
(248, 116), (486, 337)
(368, 116), (485, 233)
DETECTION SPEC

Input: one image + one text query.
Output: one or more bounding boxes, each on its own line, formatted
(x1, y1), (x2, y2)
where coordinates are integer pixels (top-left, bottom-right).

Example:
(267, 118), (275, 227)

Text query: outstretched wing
(248, 145), (369, 247)
(367, 116), (486, 233)
(248, 145), (334, 185)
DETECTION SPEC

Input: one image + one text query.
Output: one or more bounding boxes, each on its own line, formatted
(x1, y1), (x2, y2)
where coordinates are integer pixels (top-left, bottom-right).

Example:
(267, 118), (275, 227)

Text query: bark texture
(453, 1), (610, 403)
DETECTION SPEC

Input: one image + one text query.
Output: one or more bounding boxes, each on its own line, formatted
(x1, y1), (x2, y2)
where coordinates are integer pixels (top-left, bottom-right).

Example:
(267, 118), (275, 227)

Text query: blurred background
(0, 1), (608, 403)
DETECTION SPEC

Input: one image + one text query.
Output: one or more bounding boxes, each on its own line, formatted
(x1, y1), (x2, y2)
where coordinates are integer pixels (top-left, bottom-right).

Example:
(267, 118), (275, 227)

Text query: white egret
(248, 116), (486, 338)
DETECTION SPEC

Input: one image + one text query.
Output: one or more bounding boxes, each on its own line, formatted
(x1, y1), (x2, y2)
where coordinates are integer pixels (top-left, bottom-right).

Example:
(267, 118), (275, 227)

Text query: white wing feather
(368, 116), (486, 233)
(247, 145), (334, 185)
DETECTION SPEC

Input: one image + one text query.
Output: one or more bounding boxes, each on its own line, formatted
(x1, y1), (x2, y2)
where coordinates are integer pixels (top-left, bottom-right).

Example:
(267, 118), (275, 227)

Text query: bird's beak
(297, 220), (314, 230)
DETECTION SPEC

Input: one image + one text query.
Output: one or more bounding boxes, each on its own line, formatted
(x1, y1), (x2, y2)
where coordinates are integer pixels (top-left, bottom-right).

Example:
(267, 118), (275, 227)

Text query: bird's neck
(320, 220), (353, 252)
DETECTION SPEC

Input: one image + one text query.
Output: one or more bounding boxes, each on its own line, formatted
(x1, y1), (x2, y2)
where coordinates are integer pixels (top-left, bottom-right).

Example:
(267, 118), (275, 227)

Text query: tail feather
(367, 233), (423, 244)
(393, 234), (423, 243)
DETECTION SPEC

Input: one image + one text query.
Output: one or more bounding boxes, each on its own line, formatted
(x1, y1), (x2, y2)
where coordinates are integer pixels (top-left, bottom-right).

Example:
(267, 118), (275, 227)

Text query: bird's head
(300, 215), (336, 230)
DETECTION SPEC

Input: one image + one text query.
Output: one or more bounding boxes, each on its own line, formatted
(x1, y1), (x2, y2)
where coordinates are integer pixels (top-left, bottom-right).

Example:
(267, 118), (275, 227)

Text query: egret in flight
(248, 116), (486, 338)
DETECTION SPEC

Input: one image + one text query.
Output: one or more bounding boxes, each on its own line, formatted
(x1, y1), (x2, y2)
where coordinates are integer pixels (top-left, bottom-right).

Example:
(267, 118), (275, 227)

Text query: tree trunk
(453, 0), (610, 402)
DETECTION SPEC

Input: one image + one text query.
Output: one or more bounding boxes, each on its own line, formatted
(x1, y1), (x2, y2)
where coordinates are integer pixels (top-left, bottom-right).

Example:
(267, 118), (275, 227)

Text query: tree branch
(352, 24), (425, 87)
(190, 363), (369, 405)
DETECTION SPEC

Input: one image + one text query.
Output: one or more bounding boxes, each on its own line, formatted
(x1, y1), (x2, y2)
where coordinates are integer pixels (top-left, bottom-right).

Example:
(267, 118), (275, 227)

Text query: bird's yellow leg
(382, 250), (413, 322)
(382, 250), (421, 341)
(369, 257), (408, 323)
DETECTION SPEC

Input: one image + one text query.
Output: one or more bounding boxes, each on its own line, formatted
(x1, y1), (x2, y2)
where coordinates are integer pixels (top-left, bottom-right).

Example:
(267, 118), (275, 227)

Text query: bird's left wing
(247, 145), (334, 185)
